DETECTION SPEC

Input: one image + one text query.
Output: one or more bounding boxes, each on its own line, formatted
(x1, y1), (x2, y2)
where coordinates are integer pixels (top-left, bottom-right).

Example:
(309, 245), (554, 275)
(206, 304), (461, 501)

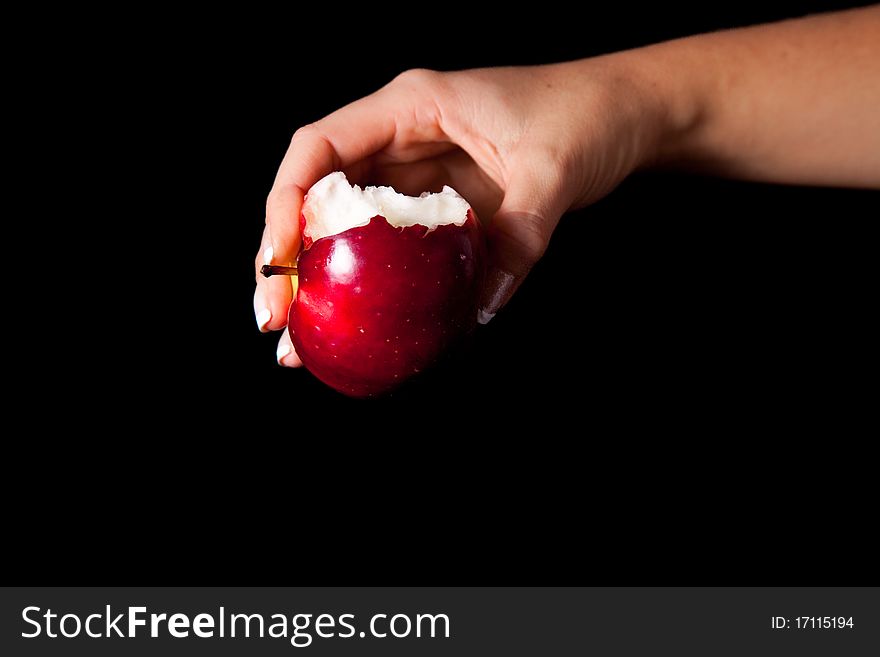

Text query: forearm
(620, 5), (880, 187)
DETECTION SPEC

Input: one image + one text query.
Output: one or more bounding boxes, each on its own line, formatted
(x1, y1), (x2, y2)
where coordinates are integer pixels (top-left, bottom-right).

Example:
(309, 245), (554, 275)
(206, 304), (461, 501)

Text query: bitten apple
(287, 172), (484, 397)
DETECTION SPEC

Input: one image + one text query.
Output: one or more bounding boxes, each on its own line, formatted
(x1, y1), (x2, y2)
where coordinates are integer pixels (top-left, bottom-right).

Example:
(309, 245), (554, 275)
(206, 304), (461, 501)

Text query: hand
(256, 7), (880, 367)
(254, 61), (663, 365)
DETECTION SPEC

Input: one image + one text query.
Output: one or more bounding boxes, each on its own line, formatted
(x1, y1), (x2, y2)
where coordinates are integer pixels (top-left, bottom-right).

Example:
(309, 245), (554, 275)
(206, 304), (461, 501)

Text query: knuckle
(494, 213), (550, 269)
(290, 123), (318, 145)
(392, 68), (443, 91)
(515, 217), (550, 264)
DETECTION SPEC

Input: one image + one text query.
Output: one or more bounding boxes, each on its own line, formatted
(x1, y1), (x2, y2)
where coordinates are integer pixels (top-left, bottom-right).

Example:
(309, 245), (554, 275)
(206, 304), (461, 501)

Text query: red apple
(288, 172), (485, 397)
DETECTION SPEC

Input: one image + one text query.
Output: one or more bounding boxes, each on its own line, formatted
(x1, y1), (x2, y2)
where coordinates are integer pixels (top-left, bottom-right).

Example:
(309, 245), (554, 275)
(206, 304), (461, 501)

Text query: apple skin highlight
(289, 209), (484, 397)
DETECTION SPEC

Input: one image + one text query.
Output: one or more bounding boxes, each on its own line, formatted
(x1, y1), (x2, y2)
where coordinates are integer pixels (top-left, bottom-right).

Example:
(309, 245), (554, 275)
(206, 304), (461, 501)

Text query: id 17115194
(771, 616), (854, 629)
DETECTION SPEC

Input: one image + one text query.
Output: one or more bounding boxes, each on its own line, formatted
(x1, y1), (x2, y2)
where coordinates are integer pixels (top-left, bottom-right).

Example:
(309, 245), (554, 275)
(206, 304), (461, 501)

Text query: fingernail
(479, 269), (518, 319)
(256, 308), (271, 332)
(276, 341), (291, 364)
(477, 309), (496, 325)
(264, 246), (274, 265)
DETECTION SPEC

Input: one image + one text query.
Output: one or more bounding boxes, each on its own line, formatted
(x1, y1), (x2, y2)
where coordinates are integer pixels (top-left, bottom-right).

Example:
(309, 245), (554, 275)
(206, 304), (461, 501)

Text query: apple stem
(261, 264), (297, 277)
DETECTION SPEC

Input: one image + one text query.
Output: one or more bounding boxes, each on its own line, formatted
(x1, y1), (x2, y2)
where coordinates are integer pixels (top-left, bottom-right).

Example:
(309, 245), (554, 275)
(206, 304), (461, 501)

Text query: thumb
(478, 171), (568, 324)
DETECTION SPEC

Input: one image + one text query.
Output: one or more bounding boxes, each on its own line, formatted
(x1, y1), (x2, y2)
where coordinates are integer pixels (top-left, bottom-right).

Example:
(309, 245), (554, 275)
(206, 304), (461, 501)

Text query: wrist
(607, 41), (712, 169)
(550, 49), (706, 179)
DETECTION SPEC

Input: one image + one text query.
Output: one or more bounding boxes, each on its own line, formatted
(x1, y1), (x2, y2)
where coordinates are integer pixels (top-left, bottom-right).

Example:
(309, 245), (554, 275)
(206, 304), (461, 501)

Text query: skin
(254, 6), (880, 367)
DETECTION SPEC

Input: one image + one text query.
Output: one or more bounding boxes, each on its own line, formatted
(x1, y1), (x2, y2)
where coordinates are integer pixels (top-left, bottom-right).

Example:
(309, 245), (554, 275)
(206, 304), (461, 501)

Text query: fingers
(276, 328), (303, 368)
(254, 225), (294, 333)
(265, 88), (410, 262)
(479, 167), (569, 323)
(254, 226), (274, 331)
(259, 74), (444, 333)
(267, 69), (449, 242)
(478, 213), (546, 325)
(257, 100), (394, 332)
(254, 227), (301, 367)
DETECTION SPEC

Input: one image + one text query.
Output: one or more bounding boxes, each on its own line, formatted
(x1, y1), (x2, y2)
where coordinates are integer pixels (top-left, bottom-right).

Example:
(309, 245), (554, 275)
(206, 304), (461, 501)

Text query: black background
(11, 1), (877, 584)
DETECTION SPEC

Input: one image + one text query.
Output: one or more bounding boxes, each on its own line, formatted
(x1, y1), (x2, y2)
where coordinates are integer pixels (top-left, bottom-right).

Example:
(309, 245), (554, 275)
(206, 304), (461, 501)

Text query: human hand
(254, 61), (668, 366)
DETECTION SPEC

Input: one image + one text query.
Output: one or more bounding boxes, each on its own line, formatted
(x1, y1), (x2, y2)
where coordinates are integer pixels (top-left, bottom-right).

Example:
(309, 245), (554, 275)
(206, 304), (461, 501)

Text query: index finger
(257, 91), (401, 334)
(265, 90), (403, 264)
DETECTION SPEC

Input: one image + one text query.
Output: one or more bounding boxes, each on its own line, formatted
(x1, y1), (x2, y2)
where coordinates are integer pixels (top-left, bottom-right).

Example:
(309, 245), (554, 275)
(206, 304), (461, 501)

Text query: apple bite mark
(285, 171), (485, 398)
(300, 171), (472, 244)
